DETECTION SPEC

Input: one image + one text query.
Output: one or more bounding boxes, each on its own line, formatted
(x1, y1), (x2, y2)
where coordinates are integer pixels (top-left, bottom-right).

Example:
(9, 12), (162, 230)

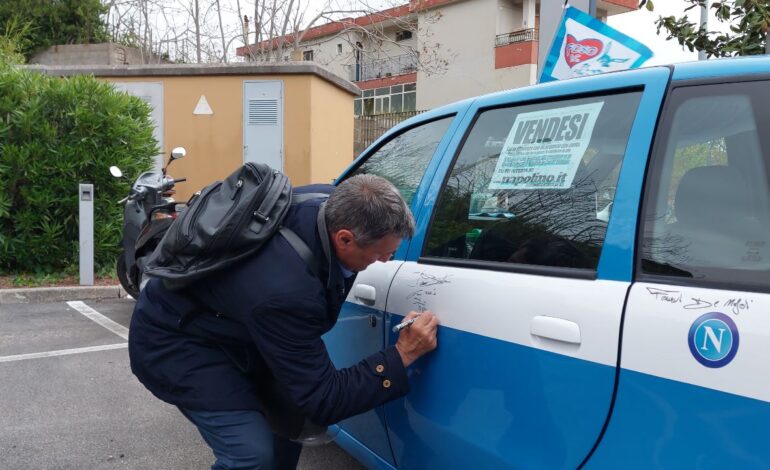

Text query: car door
(382, 68), (670, 469)
(589, 78), (770, 467)
(323, 105), (470, 466)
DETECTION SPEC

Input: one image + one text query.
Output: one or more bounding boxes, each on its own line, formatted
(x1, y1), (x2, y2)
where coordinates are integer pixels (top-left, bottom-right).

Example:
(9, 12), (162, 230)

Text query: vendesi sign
(540, 6), (653, 83)
(489, 101), (604, 190)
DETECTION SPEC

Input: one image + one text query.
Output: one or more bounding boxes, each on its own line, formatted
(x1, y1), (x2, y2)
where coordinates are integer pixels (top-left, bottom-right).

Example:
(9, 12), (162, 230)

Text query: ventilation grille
(248, 99), (278, 125)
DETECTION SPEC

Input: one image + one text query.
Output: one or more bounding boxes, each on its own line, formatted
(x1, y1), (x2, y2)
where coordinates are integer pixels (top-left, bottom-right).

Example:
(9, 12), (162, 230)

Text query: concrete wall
(296, 25), (418, 82)
(417, 0), (532, 110)
(493, 63), (537, 92)
(496, 0), (522, 36)
(30, 43), (165, 65)
(309, 79), (356, 183)
(296, 30), (360, 80)
(30, 43), (112, 65)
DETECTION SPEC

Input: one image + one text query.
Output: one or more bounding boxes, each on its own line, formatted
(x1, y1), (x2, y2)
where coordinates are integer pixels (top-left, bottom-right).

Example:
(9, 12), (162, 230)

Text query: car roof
(671, 55), (770, 81)
(414, 56), (770, 121)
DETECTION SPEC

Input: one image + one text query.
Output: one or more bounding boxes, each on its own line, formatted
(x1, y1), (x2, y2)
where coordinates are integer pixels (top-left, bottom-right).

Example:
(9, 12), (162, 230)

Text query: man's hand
(395, 311), (439, 367)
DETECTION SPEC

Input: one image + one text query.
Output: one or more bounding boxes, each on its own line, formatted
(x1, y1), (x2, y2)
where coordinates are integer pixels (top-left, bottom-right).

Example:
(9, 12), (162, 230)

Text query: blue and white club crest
(688, 312), (739, 368)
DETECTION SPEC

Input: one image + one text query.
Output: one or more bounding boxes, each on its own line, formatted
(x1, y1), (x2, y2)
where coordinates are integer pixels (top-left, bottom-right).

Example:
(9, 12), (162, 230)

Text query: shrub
(0, 57), (158, 273)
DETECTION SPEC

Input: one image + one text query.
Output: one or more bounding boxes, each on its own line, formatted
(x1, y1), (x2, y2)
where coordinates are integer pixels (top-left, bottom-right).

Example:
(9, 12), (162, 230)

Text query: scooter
(110, 147), (187, 298)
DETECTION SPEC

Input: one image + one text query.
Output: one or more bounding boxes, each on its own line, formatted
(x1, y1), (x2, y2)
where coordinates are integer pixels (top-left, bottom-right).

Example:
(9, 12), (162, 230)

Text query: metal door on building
(243, 81), (284, 170)
(112, 82), (164, 171)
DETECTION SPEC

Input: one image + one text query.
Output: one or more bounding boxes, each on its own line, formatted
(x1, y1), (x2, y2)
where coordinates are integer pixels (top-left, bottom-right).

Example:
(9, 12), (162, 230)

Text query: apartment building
(236, 0), (637, 114)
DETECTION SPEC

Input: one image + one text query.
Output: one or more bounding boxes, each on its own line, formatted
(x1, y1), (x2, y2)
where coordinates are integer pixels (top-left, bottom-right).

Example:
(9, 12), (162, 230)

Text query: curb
(0, 285), (133, 305)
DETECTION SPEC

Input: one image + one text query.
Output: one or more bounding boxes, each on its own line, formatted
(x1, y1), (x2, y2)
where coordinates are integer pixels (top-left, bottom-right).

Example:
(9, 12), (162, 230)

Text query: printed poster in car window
(489, 101), (604, 190)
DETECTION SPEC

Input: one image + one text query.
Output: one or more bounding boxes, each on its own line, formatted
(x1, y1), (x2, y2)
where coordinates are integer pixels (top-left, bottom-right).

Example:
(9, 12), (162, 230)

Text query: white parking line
(0, 343), (128, 363)
(66, 300), (130, 340)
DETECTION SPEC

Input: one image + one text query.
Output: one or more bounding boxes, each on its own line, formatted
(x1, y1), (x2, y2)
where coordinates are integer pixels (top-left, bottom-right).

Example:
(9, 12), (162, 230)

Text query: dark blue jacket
(128, 185), (409, 426)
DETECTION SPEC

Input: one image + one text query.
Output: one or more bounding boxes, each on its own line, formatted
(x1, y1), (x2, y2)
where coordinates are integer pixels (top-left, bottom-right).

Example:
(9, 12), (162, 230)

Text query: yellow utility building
(31, 63), (360, 200)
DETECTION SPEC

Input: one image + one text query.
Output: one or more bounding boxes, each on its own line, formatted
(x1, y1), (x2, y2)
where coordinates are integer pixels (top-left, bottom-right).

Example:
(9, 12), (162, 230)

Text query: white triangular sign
(193, 95), (213, 115)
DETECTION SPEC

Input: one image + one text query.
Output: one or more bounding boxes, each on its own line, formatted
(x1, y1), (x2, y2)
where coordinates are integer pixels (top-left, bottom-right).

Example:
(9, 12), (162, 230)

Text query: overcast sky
(606, 0), (728, 66)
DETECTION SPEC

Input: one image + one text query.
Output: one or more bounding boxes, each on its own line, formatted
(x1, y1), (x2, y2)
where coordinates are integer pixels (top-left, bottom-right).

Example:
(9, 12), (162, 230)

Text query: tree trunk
(194, 0), (201, 63)
(215, 0), (228, 62)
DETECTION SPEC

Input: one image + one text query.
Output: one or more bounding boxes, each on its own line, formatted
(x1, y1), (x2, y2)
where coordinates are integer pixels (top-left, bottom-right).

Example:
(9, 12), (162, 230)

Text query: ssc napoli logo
(688, 312), (739, 368)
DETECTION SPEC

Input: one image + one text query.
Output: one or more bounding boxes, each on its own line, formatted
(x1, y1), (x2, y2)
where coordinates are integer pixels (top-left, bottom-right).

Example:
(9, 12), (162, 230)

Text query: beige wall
(300, 31), (360, 80)
(417, 0), (511, 110)
(309, 78), (355, 184)
(416, 0), (536, 110)
(297, 25), (418, 82)
(103, 73), (355, 200)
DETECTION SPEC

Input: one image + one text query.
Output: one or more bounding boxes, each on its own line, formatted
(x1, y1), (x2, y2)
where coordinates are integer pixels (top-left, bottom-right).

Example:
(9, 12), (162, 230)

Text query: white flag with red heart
(540, 6), (653, 83)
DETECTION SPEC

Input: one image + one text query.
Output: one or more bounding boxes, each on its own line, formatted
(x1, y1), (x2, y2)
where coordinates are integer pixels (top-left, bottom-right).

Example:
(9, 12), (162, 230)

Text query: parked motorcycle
(110, 147), (187, 298)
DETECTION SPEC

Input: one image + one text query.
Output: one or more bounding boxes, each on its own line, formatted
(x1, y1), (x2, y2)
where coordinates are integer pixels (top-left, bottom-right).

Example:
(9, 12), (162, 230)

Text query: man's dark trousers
(179, 407), (302, 470)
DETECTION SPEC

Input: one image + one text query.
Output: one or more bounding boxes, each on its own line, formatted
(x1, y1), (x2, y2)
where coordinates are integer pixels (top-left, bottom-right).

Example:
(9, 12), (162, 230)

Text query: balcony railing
(346, 53), (418, 82)
(495, 28), (539, 47)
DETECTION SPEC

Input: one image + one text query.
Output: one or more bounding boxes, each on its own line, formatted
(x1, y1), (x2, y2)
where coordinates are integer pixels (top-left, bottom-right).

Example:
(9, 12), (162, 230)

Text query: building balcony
(495, 28), (538, 47)
(495, 28), (539, 69)
(345, 53), (418, 82)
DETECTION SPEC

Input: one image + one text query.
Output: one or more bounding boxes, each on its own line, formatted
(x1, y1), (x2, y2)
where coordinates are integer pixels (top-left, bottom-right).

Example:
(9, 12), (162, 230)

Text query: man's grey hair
(325, 174), (415, 247)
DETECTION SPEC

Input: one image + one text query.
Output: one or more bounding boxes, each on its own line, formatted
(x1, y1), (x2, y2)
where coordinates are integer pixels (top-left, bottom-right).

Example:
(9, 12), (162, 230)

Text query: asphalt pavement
(0, 297), (364, 470)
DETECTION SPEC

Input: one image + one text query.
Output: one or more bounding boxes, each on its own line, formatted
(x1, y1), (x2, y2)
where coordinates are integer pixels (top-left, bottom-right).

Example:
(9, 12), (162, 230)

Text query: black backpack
(144, 162), (326, 289)
(145, 163), (333, 440)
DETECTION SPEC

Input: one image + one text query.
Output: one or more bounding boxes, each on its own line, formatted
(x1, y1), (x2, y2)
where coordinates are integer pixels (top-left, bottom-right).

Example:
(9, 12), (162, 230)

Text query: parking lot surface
(0, 299), (363, 470)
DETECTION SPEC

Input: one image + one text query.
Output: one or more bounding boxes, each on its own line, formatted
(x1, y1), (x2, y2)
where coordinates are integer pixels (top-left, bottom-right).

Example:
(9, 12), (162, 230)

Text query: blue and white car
(324, 57), (770, 469)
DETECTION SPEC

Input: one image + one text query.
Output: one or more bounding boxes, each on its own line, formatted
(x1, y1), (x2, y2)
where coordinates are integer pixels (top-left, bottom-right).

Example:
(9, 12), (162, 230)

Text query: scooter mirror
(170, 147), (187, 160)
(110, 166), (123, 178)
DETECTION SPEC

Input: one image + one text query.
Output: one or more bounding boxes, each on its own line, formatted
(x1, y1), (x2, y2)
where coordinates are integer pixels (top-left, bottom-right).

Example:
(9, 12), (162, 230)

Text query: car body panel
(323, 262), (405, 465)
(326, 104), (474, 463)
(383, 263), (628, 468)
(671, 56), (770, 82)
(376, 67), (671, 468)
(588, 285), (770, 467)
(324, 58), (770, 469)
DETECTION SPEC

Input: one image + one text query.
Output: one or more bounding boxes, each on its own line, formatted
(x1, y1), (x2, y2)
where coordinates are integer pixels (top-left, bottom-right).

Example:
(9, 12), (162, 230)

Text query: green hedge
(0, 60), (158, 273)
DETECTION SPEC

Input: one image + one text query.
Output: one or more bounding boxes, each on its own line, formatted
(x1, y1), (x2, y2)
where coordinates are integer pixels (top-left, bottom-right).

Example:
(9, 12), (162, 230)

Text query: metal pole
(589, 0), (597, 17)
(79, 183), (94, 286)
(699, 0), (709, 60)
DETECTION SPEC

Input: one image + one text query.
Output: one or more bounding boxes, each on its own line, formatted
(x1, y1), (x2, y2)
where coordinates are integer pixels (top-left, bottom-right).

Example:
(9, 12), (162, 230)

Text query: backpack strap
(278, 227), (320, 279)
(316, 202), (333, 289)
(280, 194), (333, 285)
(291, 192), (329, 204)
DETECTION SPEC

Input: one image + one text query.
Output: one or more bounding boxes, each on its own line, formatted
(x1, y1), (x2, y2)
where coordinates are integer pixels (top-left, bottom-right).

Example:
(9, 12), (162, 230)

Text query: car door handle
(530, 316), (581, 344)
(354, 284), (377, 304)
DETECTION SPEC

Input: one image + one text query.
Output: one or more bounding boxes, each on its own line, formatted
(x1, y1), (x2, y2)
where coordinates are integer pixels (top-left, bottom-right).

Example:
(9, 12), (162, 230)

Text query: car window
(423, 91), (642, 271)
(640, 82), (770, 290)
(348, 116), (454, 204)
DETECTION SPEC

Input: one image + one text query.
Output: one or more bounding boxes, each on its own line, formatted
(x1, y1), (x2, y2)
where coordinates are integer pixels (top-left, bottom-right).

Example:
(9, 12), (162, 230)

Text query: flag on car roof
(540, 5), (653, 83)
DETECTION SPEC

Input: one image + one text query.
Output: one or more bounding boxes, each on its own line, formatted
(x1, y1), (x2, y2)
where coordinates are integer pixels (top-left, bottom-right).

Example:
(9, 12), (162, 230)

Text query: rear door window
(423, 91), (642, 271)
(639, 81), (770, 291)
